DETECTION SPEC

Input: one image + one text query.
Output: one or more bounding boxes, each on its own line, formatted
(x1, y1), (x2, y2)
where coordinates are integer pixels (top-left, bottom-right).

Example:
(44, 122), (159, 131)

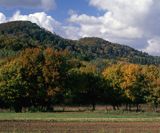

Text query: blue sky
(0, 0), (160, 56)
(0, 0), (104, 21)
(0, 0), (103, 36)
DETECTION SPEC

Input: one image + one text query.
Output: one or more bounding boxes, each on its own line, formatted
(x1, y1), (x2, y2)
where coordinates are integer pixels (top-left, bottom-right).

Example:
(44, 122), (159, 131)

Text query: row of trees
(0, 48), (74, 112)
(0, 48), (160, 112)
(103, 64), (160, 111)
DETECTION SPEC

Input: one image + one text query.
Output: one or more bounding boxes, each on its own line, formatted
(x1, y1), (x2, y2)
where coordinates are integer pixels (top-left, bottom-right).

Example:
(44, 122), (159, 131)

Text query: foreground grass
(0, 111), (160, 122)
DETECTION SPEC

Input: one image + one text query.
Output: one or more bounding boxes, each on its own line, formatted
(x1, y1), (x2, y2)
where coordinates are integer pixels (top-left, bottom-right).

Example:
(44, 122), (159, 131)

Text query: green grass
(0, 111), (160, 122)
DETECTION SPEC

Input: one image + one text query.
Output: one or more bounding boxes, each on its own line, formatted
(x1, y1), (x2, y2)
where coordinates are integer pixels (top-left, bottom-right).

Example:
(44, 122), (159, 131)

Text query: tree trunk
(14, 104), (22, 113)
(136, 104), (139, 112)
(112, 105), (116, 110)
(116, 105), (120, 110)
(125, 104), (128, 111)
(91, 88), (96, 111)
(92, 101), (96, 111)
(46, 99), (53, 112)
(46, 104), (53, 112)
(154, 103), (158, 112)
(129, 104), (132, 111)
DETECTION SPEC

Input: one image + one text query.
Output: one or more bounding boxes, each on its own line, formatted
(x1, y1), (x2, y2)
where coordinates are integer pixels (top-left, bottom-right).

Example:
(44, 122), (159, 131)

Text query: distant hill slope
(0, 21), (160, 65)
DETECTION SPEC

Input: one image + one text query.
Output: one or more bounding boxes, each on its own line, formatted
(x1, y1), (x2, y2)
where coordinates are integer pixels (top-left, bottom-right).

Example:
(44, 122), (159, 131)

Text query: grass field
(0, 111), (160, 121)
(0, 111), (160, 132)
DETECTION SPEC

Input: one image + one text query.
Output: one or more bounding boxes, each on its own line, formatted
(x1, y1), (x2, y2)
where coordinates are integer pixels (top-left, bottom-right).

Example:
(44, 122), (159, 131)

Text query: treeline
(0, 47), (160, 112)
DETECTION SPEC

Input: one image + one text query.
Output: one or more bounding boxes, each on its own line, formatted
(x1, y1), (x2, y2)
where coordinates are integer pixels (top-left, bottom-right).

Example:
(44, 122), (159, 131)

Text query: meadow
(0, 111), (160, 133)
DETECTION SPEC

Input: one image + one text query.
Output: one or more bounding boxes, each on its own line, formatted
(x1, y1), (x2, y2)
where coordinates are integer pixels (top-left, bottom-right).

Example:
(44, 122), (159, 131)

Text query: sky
(0, 0), (160, 56)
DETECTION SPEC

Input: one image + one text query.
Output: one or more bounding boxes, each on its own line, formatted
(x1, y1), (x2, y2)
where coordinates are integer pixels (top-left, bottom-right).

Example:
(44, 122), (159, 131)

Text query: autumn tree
(121, 64), (149, 111)
(67, 63), (106, 111)
(103, 64), (126, 110)
(0, 58), (30, 112)
(143, 65), (160, 111)
(42, 48), (73, 110)
(0, 47), (73, 112)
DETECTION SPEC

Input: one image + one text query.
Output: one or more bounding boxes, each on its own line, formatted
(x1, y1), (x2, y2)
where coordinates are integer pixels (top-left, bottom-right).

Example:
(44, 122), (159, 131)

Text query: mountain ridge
(0, 21), (159, 65)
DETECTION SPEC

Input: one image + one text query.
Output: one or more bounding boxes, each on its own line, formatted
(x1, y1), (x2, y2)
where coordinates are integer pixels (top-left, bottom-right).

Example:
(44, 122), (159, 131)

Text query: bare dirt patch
(0, 121), (160, 133)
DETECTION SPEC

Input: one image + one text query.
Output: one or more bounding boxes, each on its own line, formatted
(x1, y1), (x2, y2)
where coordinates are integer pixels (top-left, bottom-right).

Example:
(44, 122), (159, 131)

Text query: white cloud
(68, 12), (143, 41)
(62, 26), (81, 40)
(0, 0), (56, 10)
(142, 37), (160, 56)
(41, 0), (56, 11)
(68, 9), (77, 16)
(10, 11), (61, 33)
(68, 0), (151, 41)
(89, 0), (153, 24)
(69, 14), (101, 25)
(0, 13), (6, 23)
(0, 11), (61, 34)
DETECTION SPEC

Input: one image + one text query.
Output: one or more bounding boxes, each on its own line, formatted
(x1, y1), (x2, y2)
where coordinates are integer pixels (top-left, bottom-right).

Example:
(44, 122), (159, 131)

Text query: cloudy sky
(0, 0), (160, 55)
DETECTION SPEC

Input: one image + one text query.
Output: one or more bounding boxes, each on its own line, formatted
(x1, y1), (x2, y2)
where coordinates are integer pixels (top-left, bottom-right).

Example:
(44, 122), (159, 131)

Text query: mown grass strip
(0, 112), (160, 122)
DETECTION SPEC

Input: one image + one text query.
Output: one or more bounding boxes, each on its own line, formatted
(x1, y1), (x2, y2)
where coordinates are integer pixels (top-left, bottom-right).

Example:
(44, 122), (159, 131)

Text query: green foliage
(121, 64), (149, 107)
(67, 69), (109, 110)
(0, 47), (74, 112)
(0, 57), (29, 112)
(103, 64), (126, 108)
(143, 65), (160, 111)
(103, 63), (160, 111)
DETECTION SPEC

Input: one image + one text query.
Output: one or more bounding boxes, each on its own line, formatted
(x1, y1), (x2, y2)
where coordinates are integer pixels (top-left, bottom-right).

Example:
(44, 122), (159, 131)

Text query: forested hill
(0, 21), (160, 64)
